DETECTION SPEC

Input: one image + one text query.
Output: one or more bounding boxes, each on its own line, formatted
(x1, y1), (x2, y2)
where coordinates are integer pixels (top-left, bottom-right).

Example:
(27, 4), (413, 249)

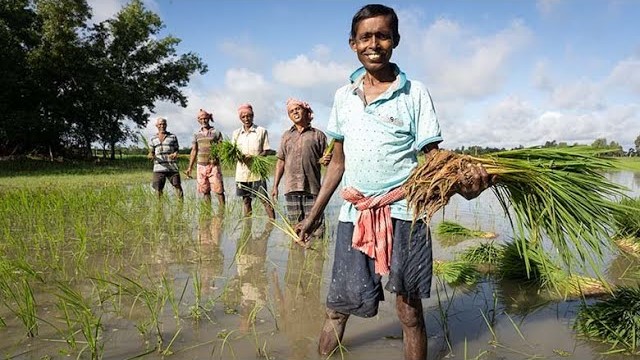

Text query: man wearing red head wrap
(232, 103), (275, 219)
(186, 109), (225, 209)
(272, 98), (331, 243)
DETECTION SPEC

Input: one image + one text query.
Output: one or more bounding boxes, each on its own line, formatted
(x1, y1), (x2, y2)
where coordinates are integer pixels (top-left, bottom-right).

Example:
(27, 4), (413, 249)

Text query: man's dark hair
(350, 4), (400, 47)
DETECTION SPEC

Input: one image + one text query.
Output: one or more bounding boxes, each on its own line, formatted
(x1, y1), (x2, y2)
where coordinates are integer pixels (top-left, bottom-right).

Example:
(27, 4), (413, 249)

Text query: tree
(635, 134), (640, 154)
(0, 0), (206, 159)
(93, 0), (207, 159)
(591, 138), (607, 149)
(0, 0), (39, 155)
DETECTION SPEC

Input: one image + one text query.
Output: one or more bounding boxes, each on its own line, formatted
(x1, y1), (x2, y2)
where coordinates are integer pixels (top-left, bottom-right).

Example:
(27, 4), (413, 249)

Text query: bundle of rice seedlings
(613, 197), (640, 239)
(405, 146), (631, 271)
(574, 286), (640, 353)
(499, 241), (607, 298)
(435, 220), (497, 240)
(212, 140), (274, 179)
(615, 237), (640, 255)
(433, 259), (479, 286)
(459, 241), (503, 273)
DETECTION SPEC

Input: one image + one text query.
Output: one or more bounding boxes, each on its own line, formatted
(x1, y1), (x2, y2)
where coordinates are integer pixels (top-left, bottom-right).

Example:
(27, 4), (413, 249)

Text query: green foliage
(575, 286), (640, 353)
(0, 0), (206, 158)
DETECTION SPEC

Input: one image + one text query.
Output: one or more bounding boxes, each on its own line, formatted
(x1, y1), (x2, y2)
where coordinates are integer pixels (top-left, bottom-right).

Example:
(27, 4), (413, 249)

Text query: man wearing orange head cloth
(272, 98), (331, 240)
(186, 109), (225, 209)
(232, 103), (275, 219)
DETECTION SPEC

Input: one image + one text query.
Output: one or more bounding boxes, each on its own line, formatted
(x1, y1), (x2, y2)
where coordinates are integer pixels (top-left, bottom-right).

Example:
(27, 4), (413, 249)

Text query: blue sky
(88, 0), (640, 150)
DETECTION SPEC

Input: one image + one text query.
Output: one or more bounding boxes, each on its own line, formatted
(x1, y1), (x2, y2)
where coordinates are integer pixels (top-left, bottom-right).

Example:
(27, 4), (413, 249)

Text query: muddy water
(2, 172), (640, 359)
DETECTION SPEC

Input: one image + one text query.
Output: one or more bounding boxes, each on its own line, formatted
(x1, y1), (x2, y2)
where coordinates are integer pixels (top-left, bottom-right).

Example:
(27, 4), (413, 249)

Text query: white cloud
(549, 80), (605, 111)
(272, 55), (351, 88)
(87, 0), (159, 23)
(408, 18), (533, 100)
(86, 0), (123, 23)
(607, 58), (640, 94)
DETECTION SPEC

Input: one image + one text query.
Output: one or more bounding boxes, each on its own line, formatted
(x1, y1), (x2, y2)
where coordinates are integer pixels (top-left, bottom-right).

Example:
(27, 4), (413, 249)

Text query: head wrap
(197, 109), (213, 121)
(237, 103), (253, 115)
(286, 98), (314, 121)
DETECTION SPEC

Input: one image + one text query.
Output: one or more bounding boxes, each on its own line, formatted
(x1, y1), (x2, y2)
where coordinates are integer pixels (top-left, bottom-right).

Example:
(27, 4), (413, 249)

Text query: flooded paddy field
(1, 171), (640, 360)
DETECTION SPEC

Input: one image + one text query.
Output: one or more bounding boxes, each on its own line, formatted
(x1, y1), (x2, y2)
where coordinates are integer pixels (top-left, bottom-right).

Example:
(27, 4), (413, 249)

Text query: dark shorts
(285, 192), (324, 236)
(152, 171), (181, 191)
(326, 219), (432, 318)
(236, 180), (268, 199)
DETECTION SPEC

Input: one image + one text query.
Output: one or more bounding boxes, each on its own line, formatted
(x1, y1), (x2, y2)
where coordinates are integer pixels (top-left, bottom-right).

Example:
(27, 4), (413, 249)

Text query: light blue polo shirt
(326, 64), (442, 223)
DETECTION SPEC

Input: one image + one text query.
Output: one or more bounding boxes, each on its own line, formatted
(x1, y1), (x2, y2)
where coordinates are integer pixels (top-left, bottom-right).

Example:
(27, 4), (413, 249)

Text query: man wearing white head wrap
(232, 103), (276, 219)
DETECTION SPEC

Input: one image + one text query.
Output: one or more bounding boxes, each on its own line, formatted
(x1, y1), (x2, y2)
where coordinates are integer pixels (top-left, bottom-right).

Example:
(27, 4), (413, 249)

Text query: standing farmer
(186, 109), (226, 210)
(295, 4), (492, 359)
(272, 98), (331, 242)
(148, 117), (183, 200)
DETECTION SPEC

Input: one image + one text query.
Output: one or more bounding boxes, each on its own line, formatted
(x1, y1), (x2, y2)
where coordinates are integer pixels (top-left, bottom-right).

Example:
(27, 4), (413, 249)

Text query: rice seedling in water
(436, 220), (497, 240)
(405, 146), (632, 276)
(54, 282), (104, 360)
(459, 241), (503, 266)
(433, 259), (480, 286)
(499, 241), (607, 298)
(0, 260), (42, 337)
(574, 286), (640, 353)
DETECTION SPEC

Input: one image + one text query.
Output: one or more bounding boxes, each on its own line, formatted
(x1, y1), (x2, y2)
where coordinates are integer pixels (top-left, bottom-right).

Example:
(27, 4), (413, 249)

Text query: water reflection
(233, 218), (273, 331)
(273, 242), (327, 360)
(197, 211), (224, 296)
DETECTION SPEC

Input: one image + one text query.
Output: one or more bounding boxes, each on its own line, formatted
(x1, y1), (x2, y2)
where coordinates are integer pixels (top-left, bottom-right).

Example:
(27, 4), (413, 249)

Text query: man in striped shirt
(148, 117), (183, 199)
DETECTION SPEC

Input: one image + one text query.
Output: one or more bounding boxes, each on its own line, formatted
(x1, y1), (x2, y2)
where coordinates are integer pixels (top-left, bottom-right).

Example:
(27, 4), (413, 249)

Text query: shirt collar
(349, 63), (406, 99)
(240, 124), (257, 134)
(288, 124), (313, 133)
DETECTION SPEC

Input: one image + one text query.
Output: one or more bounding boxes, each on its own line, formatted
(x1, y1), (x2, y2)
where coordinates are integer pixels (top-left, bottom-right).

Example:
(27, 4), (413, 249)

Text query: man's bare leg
(318, 308), (350, 355)
(396, 294), (427, 360)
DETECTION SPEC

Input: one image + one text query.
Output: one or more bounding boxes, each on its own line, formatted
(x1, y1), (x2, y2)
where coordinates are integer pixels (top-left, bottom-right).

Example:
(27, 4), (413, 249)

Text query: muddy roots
(404, 149), (476, 221)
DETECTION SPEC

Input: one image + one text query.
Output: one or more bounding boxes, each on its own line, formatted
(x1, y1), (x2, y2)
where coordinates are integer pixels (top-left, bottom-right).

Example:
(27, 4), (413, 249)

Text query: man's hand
(185, 168), (193, 179)
(457, 163), (495, 200)
(169, 152), (178, 160)
(271, 187), (279, 199)
(147, 152), (154, 160)
(294, 218), (320, 248)
(320, 153), (332, 166)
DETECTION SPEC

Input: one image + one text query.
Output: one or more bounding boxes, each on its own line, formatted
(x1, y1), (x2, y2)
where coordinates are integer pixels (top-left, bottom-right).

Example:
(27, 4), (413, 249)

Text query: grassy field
(617, 156), (640, 171)
(0, 155), (278, 188)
